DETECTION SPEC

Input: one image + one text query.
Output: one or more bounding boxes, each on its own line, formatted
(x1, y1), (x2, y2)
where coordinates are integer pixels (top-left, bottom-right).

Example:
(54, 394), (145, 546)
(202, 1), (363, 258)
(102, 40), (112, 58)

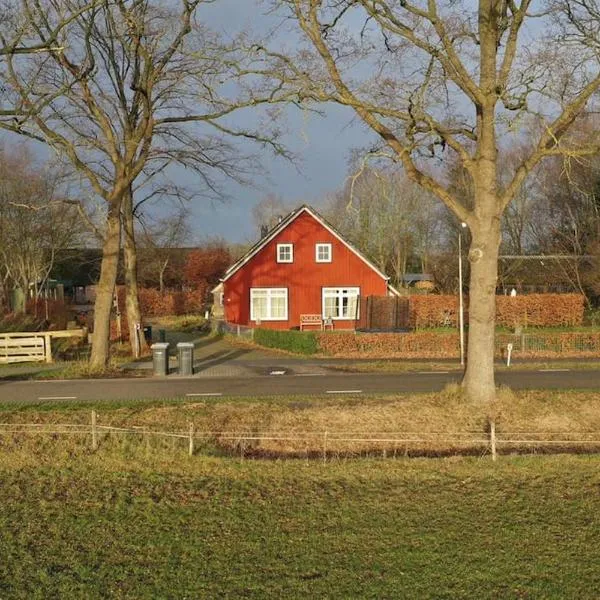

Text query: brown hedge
(408, 294), (584, 328)
(110, 286), (206, 340)
(316, 332), (460, 358)
(316, 331), (600, 359)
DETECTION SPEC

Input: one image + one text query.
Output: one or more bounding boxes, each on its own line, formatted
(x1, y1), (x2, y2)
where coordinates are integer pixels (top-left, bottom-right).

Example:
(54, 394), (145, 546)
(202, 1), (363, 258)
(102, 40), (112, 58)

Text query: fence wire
(2, 419), (600, 459)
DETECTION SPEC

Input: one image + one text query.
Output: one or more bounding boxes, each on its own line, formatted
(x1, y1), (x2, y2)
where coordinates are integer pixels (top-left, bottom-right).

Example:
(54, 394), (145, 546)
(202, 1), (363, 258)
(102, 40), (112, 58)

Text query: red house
(222, 205), (397, 330)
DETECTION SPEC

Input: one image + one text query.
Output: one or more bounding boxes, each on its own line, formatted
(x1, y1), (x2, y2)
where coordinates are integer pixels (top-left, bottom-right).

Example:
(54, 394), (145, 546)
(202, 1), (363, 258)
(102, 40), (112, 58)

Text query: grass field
(0, 448), (599, 598)
(1, 391), (599, 597)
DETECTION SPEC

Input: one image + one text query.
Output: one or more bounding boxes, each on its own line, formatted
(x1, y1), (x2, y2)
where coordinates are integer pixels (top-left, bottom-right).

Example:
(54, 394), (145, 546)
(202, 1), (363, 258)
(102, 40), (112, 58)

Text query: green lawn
(1, 451), (599, 598)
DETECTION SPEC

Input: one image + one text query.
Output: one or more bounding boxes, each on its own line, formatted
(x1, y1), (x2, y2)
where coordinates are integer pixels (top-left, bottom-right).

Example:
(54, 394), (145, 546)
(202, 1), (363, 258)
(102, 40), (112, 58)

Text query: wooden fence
(356, 296), (411, 330)
(0, 329), (86, 364)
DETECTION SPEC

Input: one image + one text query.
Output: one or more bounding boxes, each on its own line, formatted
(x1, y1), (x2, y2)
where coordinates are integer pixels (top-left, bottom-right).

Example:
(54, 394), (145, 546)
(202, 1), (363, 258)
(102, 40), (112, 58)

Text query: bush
(316, 331), (459, 358)
(254, 328), (318, 355)
(408, 293), (585, 328)
(0, 312), (42, 333)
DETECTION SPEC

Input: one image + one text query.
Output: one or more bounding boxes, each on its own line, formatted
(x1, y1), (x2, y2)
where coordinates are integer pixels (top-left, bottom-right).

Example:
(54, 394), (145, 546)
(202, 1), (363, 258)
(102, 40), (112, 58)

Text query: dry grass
(330, 360), (600, 373)
(1, 388), (599, 458)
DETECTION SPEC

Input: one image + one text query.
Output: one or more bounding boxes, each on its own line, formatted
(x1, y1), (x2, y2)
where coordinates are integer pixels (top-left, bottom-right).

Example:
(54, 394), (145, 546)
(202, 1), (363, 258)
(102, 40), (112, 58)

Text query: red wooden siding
(223, 210), (388, 329)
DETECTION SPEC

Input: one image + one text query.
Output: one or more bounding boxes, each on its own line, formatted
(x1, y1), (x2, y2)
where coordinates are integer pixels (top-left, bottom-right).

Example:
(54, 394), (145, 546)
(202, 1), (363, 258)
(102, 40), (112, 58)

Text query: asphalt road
(0, 368), (599, 403)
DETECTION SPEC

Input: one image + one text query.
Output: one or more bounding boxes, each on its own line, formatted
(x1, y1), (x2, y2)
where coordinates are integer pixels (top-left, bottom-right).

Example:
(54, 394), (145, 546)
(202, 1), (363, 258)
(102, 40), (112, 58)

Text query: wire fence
(2, 412), (600, 461)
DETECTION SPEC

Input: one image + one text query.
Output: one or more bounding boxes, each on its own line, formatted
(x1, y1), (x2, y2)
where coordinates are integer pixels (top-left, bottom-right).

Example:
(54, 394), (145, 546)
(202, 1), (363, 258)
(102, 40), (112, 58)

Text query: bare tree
(327, 162), (442, 287)
(252, 194), (291, 237)
(0, 145), (82, 312)
(261, 0), (600, 401)
(137, 207), (191, 292)
(1, 0), (287, 367)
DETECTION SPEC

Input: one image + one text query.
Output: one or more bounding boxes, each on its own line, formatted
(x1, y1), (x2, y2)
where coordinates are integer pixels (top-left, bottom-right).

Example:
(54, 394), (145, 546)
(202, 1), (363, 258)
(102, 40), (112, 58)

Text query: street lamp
(458, 222), (467, 367)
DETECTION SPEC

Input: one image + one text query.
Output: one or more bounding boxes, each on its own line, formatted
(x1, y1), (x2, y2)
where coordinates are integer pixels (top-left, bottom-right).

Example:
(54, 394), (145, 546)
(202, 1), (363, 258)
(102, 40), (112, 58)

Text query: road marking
(185, 393), (223, 397)
(326, 389), (363, 394)
(295, 373), (326, 377)
(270, 370), (286, 375)
(539, 369), (570, 372)
(38, 396), (77, 400)
(418, 371), (450, 374)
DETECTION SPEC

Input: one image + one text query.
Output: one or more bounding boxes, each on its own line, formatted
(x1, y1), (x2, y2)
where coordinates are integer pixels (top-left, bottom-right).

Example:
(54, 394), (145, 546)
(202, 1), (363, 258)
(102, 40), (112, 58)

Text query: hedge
(115, 286), (206, 318)
(110, 286), (206, 341)
(409, 294), (584, 328)
(254, 328), (318, 355)
(316, 332), (459, 358)
(315, 331), (600, 359)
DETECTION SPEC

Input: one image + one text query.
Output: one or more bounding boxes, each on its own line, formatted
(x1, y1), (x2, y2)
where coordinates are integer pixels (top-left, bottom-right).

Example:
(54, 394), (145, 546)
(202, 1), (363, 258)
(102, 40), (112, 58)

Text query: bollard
(151, 342), (170, 376)
(177, 342), (194, 376)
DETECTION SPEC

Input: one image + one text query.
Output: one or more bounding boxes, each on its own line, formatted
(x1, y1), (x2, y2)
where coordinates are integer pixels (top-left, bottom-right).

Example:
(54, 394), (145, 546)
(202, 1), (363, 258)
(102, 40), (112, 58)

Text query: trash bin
(143, 325), (152, 343)
(177, 342), (194, 376)
(151, 343), (170, 376)
(159, 329), (166, 343)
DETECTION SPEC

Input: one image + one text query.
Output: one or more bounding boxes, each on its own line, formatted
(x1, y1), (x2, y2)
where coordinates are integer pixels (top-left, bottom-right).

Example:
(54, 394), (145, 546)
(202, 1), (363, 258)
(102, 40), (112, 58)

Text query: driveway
(127, 334), (334, 377)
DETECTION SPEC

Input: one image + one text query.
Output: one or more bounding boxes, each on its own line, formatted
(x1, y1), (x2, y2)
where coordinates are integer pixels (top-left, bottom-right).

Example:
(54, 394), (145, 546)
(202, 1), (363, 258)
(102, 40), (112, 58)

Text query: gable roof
(222, 205), (391, 283)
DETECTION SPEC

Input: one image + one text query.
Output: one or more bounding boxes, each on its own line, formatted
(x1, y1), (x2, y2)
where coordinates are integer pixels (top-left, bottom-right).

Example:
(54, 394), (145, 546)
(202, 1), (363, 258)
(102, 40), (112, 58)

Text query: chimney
(260, 224), (269, 238)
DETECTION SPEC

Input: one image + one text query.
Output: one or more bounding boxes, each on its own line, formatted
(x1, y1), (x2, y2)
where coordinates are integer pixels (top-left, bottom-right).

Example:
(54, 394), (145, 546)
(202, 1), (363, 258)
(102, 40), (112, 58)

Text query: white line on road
(185, 393), (223, 397)
(418, 371), (450, 374)
(326, 390), (363, 394)
(38, 396), (77, 400)
(295, 373), (326, 377)
(539, 369), (570, 372)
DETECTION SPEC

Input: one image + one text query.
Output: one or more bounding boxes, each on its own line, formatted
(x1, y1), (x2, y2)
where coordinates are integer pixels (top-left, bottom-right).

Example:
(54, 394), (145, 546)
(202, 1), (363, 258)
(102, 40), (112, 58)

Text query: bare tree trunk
(123, 186), (148, 358)
(159, 259), (168, 293)
(90, 202), (121, 369)
(462, 216), (501, 403)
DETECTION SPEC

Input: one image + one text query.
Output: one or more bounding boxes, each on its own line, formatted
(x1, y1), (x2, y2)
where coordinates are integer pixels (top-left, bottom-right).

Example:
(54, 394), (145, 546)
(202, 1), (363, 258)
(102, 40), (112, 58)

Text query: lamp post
(458, 222), (467, 367)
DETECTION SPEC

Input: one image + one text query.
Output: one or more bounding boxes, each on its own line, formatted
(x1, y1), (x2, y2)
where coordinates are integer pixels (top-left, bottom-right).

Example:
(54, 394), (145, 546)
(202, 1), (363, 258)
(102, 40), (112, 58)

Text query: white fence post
(490, 420), (497, 462)
(91, 410), (98, 451)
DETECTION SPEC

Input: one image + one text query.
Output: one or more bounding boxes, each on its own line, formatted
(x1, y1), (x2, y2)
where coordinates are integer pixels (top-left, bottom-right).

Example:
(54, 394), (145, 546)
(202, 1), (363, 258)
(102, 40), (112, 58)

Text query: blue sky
(191, 102), (368, 244)
(192, 1), (371, 244)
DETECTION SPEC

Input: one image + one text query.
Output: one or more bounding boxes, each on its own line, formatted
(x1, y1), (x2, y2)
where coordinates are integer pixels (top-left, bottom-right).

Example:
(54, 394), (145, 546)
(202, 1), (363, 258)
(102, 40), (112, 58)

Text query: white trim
(222, 206), (390, 282)
(322, 287), (360, 320)
(250, 288), (288, 321)
(315, 243), (332, 263)
(387, 283), (401, 297)
(276, 243), (293, 263)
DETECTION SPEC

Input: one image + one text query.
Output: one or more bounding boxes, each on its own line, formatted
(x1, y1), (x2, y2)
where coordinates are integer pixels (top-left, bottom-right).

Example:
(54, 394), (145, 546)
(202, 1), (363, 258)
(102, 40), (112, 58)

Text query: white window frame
(276, 243), (294, 263)
(250, 288), (288, 321)
(315, 243), (332, 263)
(322, 287), (360, 320)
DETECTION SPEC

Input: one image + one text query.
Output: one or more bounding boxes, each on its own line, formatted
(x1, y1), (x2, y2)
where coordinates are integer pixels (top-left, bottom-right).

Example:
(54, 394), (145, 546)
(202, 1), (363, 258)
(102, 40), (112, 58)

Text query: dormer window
(277, 243), (293, 263)
(316, 243), (332, 263)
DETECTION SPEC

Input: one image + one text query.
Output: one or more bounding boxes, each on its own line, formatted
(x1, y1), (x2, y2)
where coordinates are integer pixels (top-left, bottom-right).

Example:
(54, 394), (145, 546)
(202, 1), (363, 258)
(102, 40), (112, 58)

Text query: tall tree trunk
(90, 201), (121, 369)
(123, 186), (148, 357)
(462, 213), (502, 403)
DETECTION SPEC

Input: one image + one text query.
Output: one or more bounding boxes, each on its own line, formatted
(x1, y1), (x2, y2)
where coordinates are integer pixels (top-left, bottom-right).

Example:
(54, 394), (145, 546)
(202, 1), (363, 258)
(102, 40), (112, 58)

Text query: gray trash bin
(151, 342), (170, 376)
(177, 342), (194, 376)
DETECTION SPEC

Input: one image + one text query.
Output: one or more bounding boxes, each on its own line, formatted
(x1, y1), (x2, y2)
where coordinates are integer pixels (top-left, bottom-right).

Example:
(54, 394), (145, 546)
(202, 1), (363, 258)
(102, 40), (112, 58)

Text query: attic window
(316, 243), (332, 263)
(277, 243), (293, 263)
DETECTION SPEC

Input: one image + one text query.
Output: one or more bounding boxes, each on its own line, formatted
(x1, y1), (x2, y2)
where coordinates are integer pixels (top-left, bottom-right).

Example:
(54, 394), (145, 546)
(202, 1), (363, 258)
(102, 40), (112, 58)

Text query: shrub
(408, 293), (585, 328)
(0, 312), (42, 333)
(254, 328), (318, 355)
(316, 331), (459, 358)
(115, 286), (207, 318)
